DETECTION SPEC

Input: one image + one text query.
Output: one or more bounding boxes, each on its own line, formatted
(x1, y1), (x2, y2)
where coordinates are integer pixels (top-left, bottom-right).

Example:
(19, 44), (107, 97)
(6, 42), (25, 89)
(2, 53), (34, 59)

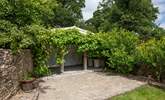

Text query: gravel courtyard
(11, 70), (146, 100)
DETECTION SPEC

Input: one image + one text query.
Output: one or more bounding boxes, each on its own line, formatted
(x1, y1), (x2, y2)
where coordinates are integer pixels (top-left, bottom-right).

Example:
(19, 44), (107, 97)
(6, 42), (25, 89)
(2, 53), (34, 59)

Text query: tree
(0, 0), (58, 76)
(88, 0), (159, 38)
(51, 0), (85, 27)
(0, 0), (57, 27)
(0, 0), (59, 49)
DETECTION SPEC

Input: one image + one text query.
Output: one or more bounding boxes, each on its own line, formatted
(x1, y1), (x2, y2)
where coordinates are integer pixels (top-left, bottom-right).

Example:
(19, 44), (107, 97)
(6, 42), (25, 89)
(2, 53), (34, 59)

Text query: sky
(82, 0), (165, 28)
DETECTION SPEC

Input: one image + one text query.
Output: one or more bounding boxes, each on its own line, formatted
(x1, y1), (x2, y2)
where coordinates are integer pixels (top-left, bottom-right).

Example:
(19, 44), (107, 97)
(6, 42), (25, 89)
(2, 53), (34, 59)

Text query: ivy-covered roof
(52, 26), (92, 35)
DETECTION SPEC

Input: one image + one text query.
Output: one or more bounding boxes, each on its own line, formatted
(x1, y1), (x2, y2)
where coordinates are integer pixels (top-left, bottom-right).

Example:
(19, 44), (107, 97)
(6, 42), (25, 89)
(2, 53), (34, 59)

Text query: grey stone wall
(0, 49), (33, 100)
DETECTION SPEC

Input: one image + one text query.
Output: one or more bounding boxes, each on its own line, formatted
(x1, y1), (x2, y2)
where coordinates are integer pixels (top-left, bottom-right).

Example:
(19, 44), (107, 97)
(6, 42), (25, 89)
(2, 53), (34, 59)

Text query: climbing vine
(1, 24), (165, 81)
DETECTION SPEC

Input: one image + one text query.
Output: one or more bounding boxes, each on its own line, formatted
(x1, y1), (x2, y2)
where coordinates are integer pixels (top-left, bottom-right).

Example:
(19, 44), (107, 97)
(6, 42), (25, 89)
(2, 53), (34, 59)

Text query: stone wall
(0, 49), (33, 100)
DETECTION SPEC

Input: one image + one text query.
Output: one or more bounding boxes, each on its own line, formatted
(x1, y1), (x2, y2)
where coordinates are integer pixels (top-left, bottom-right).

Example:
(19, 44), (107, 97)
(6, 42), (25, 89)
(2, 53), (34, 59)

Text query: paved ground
(11, 70), (146, 100)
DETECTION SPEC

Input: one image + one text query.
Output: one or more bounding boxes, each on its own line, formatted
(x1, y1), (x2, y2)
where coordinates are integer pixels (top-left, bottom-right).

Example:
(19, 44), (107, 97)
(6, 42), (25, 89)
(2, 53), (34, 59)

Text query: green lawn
(111, 85), (165, 100)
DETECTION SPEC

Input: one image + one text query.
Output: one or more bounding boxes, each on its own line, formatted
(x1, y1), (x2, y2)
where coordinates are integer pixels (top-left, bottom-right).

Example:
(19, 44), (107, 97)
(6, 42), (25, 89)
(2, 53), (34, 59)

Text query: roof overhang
(51, 26), (94, 35)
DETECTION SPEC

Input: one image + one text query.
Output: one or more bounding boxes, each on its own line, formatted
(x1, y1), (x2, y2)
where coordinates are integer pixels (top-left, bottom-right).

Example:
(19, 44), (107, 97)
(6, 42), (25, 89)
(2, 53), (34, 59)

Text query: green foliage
(105, 49), (135, 73)
(49, 29), (99, 64)
(51, 29), (82, 46)
(77, 34), (99, 53)
(136, 37), (165, 81)
(0, 0), (57, 27)
(151, 27), (165, 39)
(23, 25), (52, 76)
(99, 29), (139, 73)
(22, 73), (34, 80)
(51, 0), (85, 27)
(0, 0), (57, 77)
(99, 29), (139, 52)
(0, 0), (85, 76)
(33, 66), (50, 77)
(51, 29), (86, 64)
(49, 28), (139, 74)
(88, 0), (159, 38)
(0, 0), (165, 79)
(0, 20), (33, 53)
(56, 48), (68, 64)
(0, 0), (85, 27)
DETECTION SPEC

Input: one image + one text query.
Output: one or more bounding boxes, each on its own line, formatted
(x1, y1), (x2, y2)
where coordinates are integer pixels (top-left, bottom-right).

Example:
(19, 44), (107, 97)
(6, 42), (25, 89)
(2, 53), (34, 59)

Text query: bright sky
(82, 0), (165, 28)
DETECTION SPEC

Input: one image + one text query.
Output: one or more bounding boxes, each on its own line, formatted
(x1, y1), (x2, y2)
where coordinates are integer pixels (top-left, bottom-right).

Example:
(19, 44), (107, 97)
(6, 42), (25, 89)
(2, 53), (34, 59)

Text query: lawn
(111, 85), (165, 100)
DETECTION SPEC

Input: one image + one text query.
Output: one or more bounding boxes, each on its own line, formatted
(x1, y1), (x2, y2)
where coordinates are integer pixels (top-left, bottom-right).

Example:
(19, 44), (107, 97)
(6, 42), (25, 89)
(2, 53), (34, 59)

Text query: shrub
(99, 29), (139, 73)
(104, 49), (135, 74)
(136, 38), (165, 81)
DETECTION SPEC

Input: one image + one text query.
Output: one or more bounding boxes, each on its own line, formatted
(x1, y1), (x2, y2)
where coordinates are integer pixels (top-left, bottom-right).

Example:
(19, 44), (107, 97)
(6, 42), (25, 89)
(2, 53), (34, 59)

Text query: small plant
(22, 73), (34, 81)
(20, 73), (37, 91)
(33, 66), (50, 77)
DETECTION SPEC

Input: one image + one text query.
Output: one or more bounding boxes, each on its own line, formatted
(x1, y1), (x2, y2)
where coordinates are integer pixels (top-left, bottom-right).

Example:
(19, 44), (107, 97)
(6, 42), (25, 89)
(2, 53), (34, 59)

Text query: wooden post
(83, 52), (87, 70)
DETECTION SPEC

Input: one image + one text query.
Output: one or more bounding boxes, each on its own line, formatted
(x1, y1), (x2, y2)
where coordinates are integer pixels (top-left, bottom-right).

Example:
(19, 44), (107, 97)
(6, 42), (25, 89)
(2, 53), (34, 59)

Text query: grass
(111, 85), (165, 100)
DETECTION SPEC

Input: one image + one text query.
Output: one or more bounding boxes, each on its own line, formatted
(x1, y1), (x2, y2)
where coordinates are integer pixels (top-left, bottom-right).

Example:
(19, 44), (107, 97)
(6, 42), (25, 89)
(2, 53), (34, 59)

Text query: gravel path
(11, 70), (146, 100)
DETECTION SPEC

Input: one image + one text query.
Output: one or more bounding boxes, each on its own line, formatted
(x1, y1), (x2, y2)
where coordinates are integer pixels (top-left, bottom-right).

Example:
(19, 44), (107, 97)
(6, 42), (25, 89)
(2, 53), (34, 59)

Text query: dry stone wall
(0, 49), (33, 100)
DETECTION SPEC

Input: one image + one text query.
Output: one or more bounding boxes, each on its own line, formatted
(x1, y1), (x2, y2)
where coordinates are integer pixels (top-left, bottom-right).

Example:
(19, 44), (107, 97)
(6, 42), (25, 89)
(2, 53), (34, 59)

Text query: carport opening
(48, 45), (105, 74)
(48, 45), (96, 74)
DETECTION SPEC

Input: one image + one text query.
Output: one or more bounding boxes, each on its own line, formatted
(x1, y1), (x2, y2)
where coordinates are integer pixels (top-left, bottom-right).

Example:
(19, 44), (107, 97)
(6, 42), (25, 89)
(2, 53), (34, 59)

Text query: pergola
(51, 26), (93, 73)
